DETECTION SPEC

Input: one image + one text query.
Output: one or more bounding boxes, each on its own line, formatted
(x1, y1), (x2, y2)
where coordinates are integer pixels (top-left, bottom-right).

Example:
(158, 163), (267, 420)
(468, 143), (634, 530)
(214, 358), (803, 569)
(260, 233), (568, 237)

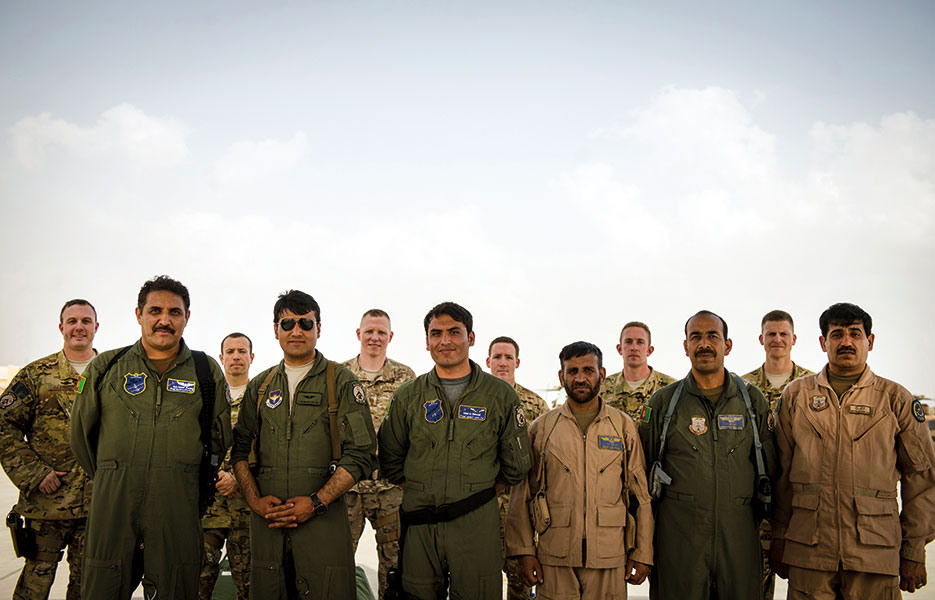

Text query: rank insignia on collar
(912, 399), (925, 423)
(424, 398), (443, 424)
(810, 395), (828, 411)
(689, 416), (707, 435)
(353, 382), (367, 405)
(124, 373), (147, 396)
(266, 390), (282, 409)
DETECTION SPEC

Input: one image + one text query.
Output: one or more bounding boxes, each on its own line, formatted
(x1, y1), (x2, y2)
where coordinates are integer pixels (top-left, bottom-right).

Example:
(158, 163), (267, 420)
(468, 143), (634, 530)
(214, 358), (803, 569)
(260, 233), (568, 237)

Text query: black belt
(400, 487), (496, 526)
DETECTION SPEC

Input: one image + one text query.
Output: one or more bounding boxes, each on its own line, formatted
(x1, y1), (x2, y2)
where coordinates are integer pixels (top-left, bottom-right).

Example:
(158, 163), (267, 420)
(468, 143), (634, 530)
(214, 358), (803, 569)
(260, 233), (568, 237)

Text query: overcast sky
(1, 1), (932, 399)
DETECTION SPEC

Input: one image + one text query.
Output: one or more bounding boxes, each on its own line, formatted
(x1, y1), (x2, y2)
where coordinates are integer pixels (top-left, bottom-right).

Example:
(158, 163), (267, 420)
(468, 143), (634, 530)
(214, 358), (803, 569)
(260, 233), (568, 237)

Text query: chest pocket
(296, 392), (325, 432)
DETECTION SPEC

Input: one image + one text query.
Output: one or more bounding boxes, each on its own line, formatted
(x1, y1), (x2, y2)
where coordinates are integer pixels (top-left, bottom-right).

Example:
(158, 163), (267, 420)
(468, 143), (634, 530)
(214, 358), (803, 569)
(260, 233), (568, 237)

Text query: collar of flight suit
(816, 364), (875, 396)
(129, 337), (193, 373)
(426, 359), (486, 396)
(557, 395), (614, 425)
(274, 349), (329, 380)
(682, 368), (742, 399)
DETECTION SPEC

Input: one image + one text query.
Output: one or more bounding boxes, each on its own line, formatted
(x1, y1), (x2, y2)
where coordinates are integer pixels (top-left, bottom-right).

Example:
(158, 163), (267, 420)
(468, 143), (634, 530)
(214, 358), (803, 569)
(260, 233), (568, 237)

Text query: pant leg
(446, 500), (503, 600)
(759, 519), (775, 600)
(499, 494), (532, 600)
(13, 519), (69, 600)
(291, 495), (356, 600)
(63, 519), (86, 600)
(841, 570), (900, 600)
(576, 564), (628, 600)
(787, 566), (840, 600)
(227, 502), (253, 600)
(401, 523), (448, 600)
(370, 486), (402, 600)
(346, 490), (365, 554)
(538, 563), (580, 600)
(198, 528), (227, 600)
(83, 470), (141, 600)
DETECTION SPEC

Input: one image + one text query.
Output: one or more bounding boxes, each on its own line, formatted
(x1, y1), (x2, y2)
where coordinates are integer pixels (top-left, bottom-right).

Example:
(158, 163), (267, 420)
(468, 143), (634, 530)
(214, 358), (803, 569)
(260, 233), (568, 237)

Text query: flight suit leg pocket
(854, 496), (899, 547)
(785, 492), (820, 545)
(83, 557), (124, 598)
(251, 559), (284, 599)
(314, 565), (353, 600)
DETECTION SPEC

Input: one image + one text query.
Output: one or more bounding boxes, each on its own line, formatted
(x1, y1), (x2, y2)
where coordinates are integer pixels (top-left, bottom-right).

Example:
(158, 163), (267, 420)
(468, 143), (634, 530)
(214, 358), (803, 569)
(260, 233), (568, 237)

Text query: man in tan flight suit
(602, 322), (674, 422)
(772, 302), (935, 598)
(486, 335), (550, 600)
(506, 341), (653, 600)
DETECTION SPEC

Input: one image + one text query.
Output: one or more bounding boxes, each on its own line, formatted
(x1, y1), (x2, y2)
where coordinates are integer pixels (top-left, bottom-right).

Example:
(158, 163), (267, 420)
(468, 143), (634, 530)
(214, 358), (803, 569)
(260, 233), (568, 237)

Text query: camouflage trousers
(198, 507), (252, 600)
(498, 494), (531, 600)
(346, 486), (402, 600)
(760, 519), (775, 600)
(13, 517), (85, 600)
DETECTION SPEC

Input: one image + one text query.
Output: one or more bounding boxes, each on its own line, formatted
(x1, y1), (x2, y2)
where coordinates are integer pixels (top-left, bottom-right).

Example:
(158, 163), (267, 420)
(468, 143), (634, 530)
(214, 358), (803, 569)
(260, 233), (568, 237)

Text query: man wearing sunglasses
(379, 301), (531, 600)
(231, 290), (377, 599)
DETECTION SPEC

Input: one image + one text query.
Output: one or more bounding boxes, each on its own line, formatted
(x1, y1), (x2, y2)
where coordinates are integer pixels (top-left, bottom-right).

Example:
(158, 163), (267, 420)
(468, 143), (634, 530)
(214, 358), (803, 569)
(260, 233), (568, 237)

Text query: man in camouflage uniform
(199, 332), (255, 600)
(0, 299), (98, 600)
(742, 309), (814, 600)
(486, 335), (549, 600)
(603, 321), (675, 422)
(342, 309), (415, 599)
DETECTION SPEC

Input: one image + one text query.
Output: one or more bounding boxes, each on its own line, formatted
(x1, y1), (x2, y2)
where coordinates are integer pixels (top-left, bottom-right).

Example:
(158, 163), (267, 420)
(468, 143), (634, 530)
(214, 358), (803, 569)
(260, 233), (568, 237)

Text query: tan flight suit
(505, 400), (654, 600)
(773, 367), (935, 599)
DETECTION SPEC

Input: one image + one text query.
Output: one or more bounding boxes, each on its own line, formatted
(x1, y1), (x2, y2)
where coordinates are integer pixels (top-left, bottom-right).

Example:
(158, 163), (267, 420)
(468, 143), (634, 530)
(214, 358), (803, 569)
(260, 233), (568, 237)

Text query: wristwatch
(310, 493), (328, 515)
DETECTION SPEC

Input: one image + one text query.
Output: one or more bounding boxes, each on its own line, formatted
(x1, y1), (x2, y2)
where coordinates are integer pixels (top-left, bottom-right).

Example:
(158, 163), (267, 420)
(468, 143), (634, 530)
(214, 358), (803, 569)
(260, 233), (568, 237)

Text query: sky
(0, 1), (933, 400)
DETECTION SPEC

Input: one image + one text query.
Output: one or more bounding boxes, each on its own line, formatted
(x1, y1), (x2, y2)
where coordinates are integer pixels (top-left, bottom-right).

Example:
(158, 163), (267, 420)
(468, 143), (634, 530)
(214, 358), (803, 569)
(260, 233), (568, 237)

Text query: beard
(564, 381), (600, 405)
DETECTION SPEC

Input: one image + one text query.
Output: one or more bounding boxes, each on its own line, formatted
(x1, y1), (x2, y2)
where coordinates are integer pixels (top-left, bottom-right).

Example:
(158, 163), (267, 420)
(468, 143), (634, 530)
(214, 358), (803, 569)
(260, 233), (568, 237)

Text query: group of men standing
(0, 275), (932, 600)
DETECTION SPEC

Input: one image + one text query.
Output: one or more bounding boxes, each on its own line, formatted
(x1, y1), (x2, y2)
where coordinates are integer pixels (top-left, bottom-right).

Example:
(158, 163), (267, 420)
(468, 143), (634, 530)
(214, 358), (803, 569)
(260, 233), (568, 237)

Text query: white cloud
(9, 103), (188, 168)
(210, 132), (308, 187)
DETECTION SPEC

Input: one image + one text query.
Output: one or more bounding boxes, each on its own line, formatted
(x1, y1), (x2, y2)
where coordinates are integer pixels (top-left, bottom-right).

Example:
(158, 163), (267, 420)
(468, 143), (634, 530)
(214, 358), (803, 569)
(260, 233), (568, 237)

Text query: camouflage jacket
(201, 387), (250, 529)
(0, 351), (92, 519)
(342, 355), (415, 493)
(742, 362), (815, 412)
(514, 383), (550, 424)
(602, 367), (676, 422)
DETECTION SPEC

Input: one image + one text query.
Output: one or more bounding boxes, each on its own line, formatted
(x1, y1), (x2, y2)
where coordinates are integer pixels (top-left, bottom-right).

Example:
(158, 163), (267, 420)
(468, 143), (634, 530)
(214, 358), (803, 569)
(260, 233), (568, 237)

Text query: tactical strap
(192, 350), (219, 516)
(400, 487), (496, 526)
(656, 381), (684, 467)
(732, 373), (769, 485)
(530, 409), (562, 496)
(93, 346), (132, 398)
(249, 369), (278, 466)
(326, 361), (341, 467)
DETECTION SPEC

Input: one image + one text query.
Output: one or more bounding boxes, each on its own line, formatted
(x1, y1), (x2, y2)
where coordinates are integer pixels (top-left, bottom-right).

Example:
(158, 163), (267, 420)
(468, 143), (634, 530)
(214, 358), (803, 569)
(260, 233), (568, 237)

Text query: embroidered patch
(689, 416), (707, 435)
(424, 398), (444, 423)
(912, 399), (925, 423)
(167, 378), (196, 394)
(75, 376), (87, 394)
(459, 405), (487, 421)
(0, 392), (15, 410)
(123, 373), (147, 396)
(598, 435), (623, 450)
(353, 382), (367, 405)
(848, 404), (873, 416)
(638, 404), (653, 423)
(266, 390), (283, 409)
(515, 405), (526, 428)
(767, 411), (777, 432)
(810, 395), (828, 412)
(717, 415), (744, 430)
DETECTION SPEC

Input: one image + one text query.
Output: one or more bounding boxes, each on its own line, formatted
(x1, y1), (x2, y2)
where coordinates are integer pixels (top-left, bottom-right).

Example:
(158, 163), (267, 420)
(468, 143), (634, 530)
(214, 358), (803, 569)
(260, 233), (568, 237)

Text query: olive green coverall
(70, 340), (232, 600)
(230, 353), (377, 600)
(639, 371), (777, 600)
(378, 360), (531, 600)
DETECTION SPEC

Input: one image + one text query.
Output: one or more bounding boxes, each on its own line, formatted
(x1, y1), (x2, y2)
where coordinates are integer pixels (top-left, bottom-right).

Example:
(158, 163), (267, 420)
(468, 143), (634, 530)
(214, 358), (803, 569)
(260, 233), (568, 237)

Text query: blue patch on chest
(167, 378), (196, 394)
(266, 390), (282, 409)
(123, 373), (147, 396)
(424, 398), (444, 423)
(598, 435), (623, 450)
(717, 414), (745, 430)
(458, 405), (487, 421)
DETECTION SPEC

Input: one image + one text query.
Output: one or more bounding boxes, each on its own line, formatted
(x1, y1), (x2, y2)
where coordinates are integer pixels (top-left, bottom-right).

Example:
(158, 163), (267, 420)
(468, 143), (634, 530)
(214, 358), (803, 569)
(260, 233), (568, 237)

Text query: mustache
(836, 347), (856, 355)
(694, 349), (715, 357)
(153, 325), (175, 334)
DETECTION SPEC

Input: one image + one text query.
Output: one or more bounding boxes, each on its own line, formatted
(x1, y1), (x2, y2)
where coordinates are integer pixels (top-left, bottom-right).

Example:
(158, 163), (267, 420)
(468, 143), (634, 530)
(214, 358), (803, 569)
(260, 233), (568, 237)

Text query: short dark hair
(361, 308), (390, 326)
(620, 321), (652, 345)
(559, 341), (603, 370)
(423, 302), (473, 334)
(488, 336), (519, 357)
(819, 303), (872, 337)
(684, 310), (728, 339)
(221, 332), (253, 354)
(273, 290), (321, 323)
(137, 275), (190, 312)
(761, 309), (794, 330)
(60, 299), (97, 323)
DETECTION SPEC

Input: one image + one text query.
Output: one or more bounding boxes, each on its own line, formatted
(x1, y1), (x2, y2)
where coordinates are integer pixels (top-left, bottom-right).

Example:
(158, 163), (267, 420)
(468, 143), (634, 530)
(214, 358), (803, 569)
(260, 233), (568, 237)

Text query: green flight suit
(378, 360), (531, 600)
(639, 371), (777, 600)
(70, 339), (232, 600)
(230, 352), (377, 600)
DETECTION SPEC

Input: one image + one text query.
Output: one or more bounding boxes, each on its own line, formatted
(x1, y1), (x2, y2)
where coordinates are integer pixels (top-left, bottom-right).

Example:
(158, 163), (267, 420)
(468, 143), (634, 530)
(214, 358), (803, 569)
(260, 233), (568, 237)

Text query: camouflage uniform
(742, 361), (814, 600)
(199, 388), (251, 600)
(0, 351), (92, 600)
(342, 355), (415, 600)
(500, 383), (549, 600)
(602, 367), (676, 422)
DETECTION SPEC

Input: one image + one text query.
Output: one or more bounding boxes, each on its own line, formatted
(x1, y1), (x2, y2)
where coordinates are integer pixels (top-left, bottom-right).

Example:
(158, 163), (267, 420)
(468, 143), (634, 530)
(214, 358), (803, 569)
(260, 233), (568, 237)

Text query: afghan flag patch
(638, 404), (652, 423)
(75, 376), (87, 394)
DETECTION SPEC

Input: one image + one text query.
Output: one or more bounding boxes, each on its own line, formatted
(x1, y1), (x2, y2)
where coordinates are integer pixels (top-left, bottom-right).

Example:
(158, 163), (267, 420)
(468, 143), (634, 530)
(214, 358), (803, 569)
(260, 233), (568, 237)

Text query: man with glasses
(232, 290), (377, 598)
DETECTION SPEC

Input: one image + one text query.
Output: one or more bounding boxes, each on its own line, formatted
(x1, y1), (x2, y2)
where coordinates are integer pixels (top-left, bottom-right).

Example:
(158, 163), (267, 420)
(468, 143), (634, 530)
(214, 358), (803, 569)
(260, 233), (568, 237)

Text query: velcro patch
(515, 406), (526, 428)
(458, 405), (487, 421)
(75, 376), (87, 394)
(598, 435), (623, 451)
(167, 378), (196, 394)
(353, 382), (367, 405)
(717, 415), (745, 430)
(848, 404), (873, 416)
(638, 404), (653, 423)
(912, 399), (925, 423)
(0, 392), (16, 410)
(266, 390), (283, 409)
(424, 398), (443, 423)
(124, 373), (147, 396)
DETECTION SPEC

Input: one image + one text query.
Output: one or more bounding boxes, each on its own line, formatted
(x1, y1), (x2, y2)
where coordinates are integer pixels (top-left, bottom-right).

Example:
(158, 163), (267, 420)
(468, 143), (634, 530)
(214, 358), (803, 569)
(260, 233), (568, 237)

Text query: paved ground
(1, 469), (933, 599)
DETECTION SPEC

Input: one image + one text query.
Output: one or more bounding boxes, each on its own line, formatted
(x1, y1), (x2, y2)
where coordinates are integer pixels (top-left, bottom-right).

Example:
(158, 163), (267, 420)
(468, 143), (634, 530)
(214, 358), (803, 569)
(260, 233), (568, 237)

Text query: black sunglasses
(277, 318), (316, 331)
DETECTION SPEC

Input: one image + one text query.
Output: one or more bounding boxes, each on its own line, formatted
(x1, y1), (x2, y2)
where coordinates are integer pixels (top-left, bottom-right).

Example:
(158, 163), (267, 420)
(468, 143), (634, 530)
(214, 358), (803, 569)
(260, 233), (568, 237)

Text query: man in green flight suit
(378, 302), (531, 600)
(639, 310), (777, 600)
(231, 290), (377, 600)
(70, 275), (232, 600)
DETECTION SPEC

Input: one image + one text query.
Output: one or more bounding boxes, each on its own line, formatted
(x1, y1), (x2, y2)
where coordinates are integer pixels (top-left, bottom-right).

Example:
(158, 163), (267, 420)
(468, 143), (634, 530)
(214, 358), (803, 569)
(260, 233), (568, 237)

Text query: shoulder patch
(0, 392), (16, 410)
(638, 404), (653, 423)
(515, 405), (527, 428)
(124, 373), (147, 396)
(912, 399), (925, 423)
(353, 382), (367, 405)
(75, 376), (87, 394)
